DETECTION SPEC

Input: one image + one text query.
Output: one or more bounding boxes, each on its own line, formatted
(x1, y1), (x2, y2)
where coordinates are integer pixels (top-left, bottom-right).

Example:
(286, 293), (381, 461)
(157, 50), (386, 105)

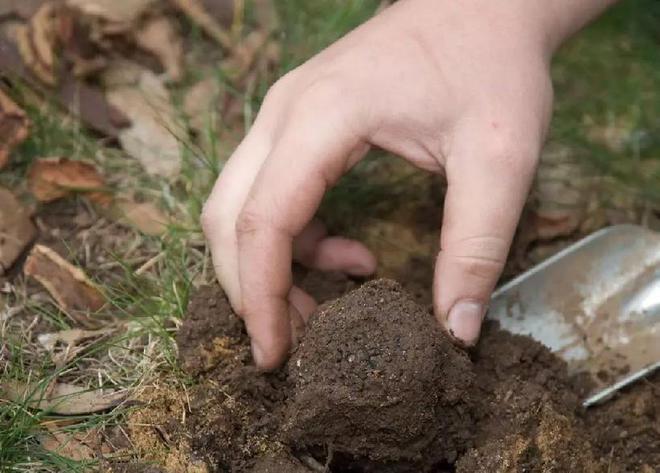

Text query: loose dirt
(176, 276), (659, 473)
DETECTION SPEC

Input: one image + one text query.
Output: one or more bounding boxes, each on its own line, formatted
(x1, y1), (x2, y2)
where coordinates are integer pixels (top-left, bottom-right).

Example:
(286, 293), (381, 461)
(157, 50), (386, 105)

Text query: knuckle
(482, 128), (539, 174)
(263, 71), (298, 106)
(445, 235), (509, 280)
(235, 206), (265, 237)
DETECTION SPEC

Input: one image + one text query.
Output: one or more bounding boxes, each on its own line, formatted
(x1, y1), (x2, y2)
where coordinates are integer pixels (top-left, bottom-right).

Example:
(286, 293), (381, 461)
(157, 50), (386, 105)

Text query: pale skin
(202, 0), (618, 370)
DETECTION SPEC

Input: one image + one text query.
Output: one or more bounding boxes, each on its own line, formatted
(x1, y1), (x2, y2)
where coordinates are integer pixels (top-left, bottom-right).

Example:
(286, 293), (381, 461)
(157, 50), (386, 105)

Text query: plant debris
(105, 69), (184, 178)
(2, 380), (127, 415)
(27, 157), (108, 203)
(0, 186), (37, 275)
(0, 88), (30, 168)
(40, 426), (97, 461)
(23, 244), (106, 313)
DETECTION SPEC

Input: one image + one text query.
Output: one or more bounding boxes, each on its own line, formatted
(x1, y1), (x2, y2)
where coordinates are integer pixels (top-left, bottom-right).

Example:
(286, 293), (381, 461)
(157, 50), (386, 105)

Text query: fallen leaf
(65, 0), (157, 24)
(171, 0), (233, 49)
(38, 327), (116, 365)
(221, 29), (268, 82)
(0, 36), (129, 138)
(29, 2), (60, 75)
(0, 187), (37, 275)
(2, 380), (126, 414)
(183, 77), (224, 134)
(0, 88), (30, 168)
(58, 73), (130, 136)
(38, 327), (115, 351)
(40, 427), (96, 461)
(27, 157), (107, 203)
(23, 244), (106, 313)
(135, 15), (184, 82)
(105, 69), (184, 178)
(113, 198), (170, 236)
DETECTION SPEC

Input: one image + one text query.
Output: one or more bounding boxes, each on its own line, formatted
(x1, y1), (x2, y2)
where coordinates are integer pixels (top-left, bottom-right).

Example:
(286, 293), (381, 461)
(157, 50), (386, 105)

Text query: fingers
(434, 133), (539, 346)
(293, 220), (377, 276)
(236, 114), (369, 369)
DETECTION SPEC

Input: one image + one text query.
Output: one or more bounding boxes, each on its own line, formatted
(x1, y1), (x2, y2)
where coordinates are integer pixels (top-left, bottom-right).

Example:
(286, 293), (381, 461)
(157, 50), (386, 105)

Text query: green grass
(1, 0), (659, 471)
(551, 0), (660, 204)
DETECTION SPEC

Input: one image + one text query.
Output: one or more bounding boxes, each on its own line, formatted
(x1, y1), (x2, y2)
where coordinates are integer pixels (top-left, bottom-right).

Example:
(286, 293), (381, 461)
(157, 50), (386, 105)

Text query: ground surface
(173, 278), (659, 473)
(0, 0), (659, 472)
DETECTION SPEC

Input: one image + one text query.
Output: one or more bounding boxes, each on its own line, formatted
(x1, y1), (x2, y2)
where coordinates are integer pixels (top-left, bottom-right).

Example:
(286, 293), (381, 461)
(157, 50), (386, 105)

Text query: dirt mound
(284, 279), (474, 471)
(176, 276), (660, 473)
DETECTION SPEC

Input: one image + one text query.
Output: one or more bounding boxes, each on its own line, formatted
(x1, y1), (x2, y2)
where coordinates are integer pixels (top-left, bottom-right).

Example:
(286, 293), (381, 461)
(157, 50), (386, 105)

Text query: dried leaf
(221, 29), (268, 82)
(113, 198), (169, 236)
(14, 23), (57, 85)
(171, 0), (232, 49)
(38, 327), (114, 351)
(40, 427), (96, 461)
(0, 88), (30, 168)
(105, 69), (184, 178)
(2, 380), (126, 414)
(134, 16), (184, 82)
(29, 2), (59, 73)
(13, 3), (63, 87)
(58, 74), (130, 137)
(27, 157), (107, 203)
(23, 244), (106, 313)
(65, 0), (157, 24)
(183, 77), (224, 133)
(0, 187), (37, 275)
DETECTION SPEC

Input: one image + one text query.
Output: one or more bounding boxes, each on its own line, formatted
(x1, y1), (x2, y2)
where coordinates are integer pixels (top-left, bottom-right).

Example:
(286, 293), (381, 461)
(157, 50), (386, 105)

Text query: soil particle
(284, 279), (475, 472)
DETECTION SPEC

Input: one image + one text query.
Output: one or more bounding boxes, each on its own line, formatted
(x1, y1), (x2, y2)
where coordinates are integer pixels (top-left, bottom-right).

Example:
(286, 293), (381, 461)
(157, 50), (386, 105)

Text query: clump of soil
(175, 276), (660, 473)
(284, 279), (474, 471)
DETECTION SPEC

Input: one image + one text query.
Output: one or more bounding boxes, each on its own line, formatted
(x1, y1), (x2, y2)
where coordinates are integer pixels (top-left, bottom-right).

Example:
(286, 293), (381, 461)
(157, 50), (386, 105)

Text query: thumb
(434, 135), (538, 346)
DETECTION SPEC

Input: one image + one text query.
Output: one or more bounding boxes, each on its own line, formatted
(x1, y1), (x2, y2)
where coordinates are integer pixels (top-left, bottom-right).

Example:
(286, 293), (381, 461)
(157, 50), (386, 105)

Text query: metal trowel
(489, 224), (660, 407)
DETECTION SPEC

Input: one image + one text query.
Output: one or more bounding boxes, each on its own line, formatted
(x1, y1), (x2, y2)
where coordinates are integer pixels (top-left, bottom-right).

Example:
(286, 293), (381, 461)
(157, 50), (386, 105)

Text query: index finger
(236, 116), (368, 369)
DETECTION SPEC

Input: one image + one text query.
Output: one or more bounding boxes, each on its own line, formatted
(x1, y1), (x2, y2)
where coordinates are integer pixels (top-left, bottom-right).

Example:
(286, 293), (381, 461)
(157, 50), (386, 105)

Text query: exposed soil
(176, 276), (660, 473)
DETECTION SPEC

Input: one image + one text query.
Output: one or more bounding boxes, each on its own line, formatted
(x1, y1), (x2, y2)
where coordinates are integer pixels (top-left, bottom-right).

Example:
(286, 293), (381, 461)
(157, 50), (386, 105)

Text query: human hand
(202, 0), (616, 369)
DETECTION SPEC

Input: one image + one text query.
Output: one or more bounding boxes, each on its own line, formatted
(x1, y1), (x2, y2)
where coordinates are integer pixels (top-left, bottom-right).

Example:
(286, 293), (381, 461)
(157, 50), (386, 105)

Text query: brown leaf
(27, 157), (107, 203)
(65, 0), (157, 24)
(2, 380), (126, 414)
(13, 2), (63, 87)
(0, 34), (129, 138)
(183, 77), (224, 134)
(0, 88), (30, 169)
(23, 244), (106, 313)
(105, 69), (184, 178)
(0, 187), (37, 275)
(40, 427), (96, 461)
(14, 23), (56, 85)
(37, 327), (116, 364)
(171, 0), (233, 49)
(58, 73), (131, 136)
(113, 198), (169, 236)
(134, 16), (184, 82)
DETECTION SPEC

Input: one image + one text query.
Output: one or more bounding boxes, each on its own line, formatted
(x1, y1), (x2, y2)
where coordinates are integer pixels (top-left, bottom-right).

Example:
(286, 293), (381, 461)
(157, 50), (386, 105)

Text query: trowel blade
(489, 224), (660, 406)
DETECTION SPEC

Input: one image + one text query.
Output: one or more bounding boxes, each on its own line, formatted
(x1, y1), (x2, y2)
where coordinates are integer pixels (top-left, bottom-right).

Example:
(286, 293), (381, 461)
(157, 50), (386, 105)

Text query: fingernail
(251, 340), (265, 367)
(447, 301), (485, 346)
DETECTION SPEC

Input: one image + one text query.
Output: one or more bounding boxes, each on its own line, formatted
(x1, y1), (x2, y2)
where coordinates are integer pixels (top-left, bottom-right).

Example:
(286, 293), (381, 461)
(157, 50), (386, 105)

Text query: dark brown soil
(176, 276), (660, 473)
(284, 279), (474, 471)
